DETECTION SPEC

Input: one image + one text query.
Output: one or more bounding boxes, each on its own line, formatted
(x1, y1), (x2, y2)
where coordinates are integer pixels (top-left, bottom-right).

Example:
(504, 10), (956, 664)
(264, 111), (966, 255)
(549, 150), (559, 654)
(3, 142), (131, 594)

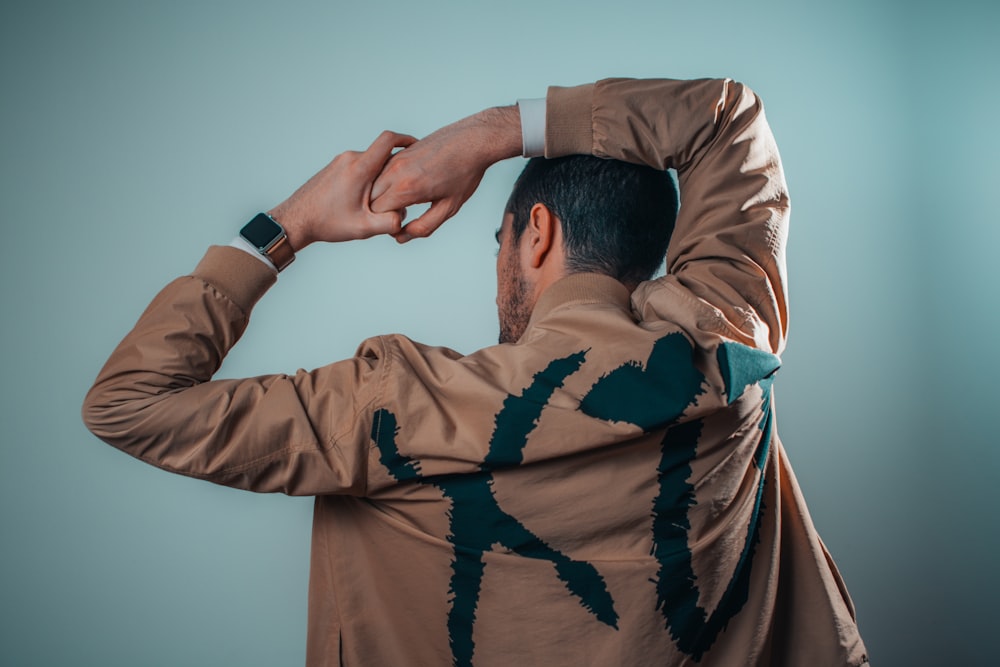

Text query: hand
(370, 106), (522, 242)
(268, 131), (417, 250)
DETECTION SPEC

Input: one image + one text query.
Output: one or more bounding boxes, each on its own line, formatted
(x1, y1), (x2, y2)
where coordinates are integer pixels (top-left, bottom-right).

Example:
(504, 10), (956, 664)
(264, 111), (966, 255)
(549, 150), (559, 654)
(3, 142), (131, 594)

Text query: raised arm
(371, 78), (789, 353)
(82, 132), (415, 495)
(546, 78), (789, 353)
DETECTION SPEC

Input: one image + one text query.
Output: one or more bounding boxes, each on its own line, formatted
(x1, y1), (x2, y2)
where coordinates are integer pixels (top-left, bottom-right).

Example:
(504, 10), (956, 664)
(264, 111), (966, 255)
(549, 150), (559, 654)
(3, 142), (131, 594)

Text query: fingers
(357, 132), (417, 237)
(394, 199), (455, 243)
(369, 132), (421, 213)
(359, 131), (416, 175)
(370, 182), (406, 214)
(370, 161), (395, 203)
(359, 181), (403, 237)
(370, 154), (412, 213)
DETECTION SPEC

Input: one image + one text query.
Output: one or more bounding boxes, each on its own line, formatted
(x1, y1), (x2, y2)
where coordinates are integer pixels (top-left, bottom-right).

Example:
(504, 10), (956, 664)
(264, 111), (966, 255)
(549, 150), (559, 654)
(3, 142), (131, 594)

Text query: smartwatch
(240, 212), (295, 272)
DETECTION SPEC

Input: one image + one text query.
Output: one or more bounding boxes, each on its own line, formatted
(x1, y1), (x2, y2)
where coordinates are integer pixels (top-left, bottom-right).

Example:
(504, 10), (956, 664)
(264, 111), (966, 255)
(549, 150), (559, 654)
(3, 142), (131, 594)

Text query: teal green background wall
(1, 1), (996, 664)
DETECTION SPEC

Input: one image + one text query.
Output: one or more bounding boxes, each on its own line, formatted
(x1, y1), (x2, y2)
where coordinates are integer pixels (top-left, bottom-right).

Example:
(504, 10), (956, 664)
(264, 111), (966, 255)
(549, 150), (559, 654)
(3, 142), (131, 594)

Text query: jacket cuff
(545, 83), (595, 158)
(192, 245), (277, 313)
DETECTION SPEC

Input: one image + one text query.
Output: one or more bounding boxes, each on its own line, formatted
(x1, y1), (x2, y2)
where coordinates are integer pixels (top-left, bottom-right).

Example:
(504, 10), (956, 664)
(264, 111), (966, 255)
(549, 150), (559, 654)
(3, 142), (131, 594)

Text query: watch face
(240, 213), (282, 250)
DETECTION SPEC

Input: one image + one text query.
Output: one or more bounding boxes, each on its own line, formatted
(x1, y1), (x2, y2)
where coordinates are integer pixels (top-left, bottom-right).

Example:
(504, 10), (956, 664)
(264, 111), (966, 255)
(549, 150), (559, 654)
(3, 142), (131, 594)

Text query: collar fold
(524, 273), (632, 334)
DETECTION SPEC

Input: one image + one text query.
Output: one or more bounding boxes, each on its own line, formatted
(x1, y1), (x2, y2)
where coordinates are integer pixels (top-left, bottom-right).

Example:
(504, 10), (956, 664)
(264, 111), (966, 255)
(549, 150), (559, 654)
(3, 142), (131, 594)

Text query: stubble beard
(498, 256), (532, 345)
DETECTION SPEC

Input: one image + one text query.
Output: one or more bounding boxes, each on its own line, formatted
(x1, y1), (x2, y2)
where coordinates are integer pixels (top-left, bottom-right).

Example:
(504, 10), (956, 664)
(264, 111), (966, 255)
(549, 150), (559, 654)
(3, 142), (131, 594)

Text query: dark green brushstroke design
(654, 343), (776, 659)
(717, 342), (780, 406)
(581, 336), (780, 660)
(371, 352), (617, 667)
(580, 333), (705, 430)
(484, 350), (587, 468)
(371, 335), (782, 664)
(370, 409), (420, 481)
(651, 418), (706, 648)
(718, 340), (778, 470)
(652, 397), (772, 660)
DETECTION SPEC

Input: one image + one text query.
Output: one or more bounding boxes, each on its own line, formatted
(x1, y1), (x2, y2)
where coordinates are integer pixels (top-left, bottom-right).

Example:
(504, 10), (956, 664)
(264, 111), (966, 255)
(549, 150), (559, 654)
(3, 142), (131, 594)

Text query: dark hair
(505, 155), (678, 287)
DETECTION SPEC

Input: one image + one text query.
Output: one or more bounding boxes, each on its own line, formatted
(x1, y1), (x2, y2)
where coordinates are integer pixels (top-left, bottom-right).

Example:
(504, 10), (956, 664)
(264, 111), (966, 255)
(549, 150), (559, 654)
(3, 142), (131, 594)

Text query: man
(83, 77), (869, 666)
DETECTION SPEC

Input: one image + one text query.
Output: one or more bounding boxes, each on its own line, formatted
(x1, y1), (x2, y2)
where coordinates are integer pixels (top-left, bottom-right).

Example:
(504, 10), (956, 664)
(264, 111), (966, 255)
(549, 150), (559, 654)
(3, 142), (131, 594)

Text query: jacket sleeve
(544, 78), (790, 354)
(82, 245), (386, 496)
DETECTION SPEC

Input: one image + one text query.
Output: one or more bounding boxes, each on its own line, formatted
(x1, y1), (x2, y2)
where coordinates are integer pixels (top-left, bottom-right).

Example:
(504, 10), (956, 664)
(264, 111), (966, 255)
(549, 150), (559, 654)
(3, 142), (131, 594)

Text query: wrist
(475, 105), (523, 163)
(267, 205), (311, 252)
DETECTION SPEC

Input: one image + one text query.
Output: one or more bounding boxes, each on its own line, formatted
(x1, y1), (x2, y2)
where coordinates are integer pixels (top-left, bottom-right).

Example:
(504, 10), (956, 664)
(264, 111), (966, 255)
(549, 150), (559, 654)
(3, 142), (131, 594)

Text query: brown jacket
(84, 78), (868, 666)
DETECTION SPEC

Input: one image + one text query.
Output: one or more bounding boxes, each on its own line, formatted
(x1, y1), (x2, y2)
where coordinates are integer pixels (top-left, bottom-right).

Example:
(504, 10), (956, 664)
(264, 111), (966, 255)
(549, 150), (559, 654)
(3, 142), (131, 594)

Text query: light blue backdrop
(1, 1), (996, 665)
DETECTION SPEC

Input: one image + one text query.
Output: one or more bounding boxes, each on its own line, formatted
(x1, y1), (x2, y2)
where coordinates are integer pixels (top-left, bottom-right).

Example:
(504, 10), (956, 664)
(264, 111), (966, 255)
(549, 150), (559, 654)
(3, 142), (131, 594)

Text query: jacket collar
(524, 272), (632, 333)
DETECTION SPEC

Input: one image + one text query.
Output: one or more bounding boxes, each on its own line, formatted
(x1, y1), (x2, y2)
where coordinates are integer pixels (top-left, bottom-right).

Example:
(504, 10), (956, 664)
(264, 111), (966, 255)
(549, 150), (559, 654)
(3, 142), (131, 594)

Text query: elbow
(81, 380), (152, 451)
(81, 380), (188, 473)
(81, 382), (123, 446)
(82, 383), (106, 438)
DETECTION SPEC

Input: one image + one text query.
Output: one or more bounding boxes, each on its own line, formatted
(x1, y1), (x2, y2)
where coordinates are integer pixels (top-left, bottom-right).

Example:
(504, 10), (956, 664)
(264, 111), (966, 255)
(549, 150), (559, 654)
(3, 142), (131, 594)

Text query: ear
(525, 203), (560, 269)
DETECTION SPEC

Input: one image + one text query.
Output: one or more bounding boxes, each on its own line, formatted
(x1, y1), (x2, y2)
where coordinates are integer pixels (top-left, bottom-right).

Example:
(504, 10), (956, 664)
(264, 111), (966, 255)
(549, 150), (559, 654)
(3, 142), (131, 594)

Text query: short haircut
(505, 155), (678, 287)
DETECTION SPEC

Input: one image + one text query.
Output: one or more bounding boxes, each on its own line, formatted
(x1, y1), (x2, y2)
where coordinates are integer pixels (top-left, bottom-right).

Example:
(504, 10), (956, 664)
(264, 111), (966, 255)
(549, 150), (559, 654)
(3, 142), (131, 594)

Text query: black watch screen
(240, 213), (283, 251)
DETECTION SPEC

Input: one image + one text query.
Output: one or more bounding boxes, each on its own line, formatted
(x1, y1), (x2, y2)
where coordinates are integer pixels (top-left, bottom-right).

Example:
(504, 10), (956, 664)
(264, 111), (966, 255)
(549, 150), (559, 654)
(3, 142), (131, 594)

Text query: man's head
(496, 155), (678, 343)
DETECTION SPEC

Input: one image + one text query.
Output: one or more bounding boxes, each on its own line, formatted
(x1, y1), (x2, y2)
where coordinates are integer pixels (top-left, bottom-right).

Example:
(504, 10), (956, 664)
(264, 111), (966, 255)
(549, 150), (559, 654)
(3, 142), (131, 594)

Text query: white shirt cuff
(230, 236), (278, 272)
(517, 97), (546, 158)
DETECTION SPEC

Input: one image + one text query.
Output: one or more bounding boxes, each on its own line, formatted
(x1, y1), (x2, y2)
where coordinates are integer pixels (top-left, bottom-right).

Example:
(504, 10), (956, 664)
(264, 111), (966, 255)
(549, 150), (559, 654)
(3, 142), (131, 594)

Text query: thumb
(394, 199), (455, 243)
(364, 209), (404, 237)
